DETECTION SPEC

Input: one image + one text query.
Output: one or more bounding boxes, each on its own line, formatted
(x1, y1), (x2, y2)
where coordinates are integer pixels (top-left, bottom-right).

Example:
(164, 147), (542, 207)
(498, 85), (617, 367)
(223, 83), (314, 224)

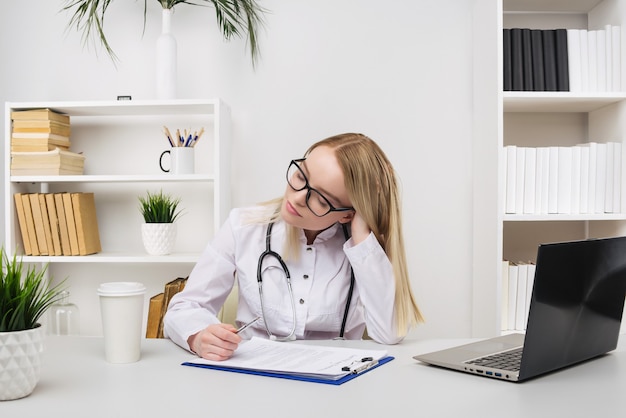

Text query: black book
(530, 29), (545, 91)
(542, 30), (558, 91)
(503, 29), (512, 91)
(522, 28), (534, 91)
(554, 28), (570, 91)
(510, 28), (524, 91)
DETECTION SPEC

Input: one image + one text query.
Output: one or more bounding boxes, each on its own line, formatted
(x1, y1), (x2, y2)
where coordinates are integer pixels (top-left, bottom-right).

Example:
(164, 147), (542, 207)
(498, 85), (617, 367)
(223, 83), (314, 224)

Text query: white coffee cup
(97, 282), (146, 363)
(159, 147), (195, 174)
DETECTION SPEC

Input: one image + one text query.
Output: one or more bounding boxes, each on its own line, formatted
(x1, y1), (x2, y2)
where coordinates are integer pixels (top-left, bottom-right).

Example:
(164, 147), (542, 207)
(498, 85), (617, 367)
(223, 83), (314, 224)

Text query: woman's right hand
(187, 323), (242, 361)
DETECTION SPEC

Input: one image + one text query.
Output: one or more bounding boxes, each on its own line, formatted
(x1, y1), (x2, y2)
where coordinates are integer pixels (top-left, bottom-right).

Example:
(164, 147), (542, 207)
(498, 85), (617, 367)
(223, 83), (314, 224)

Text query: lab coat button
(299, 298), (305, 304)
(303, 274), (309, 279)
(306, 247), (312, 252)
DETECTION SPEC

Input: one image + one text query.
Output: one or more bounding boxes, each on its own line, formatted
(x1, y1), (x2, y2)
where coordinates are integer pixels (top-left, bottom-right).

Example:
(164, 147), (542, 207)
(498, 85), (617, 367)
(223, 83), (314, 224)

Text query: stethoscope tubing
(256, 221), (354, 341)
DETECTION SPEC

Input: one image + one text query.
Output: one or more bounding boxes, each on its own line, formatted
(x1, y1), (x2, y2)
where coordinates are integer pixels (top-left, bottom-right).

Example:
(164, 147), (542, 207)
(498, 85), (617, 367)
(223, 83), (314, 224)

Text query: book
(554, 28), (569, 91)
(557, 147), (573, 214)
(515, 263), (528, 330)
(547, 146), (559, 214)
(595, 143), (607, 213)
(542, 30), (558, 91)
(11, 108), (70, 124)
(596, 28), (607, 92)
(45, 193), (63, 256)
(580, 145), (590, 214)
(510, 28), (524, 91)
(605, 142), (615, 212)
(146, 293), (165, 339)
(515, 146), (525, 214)
(567, 29), (582, 92)
(11, 133), (70, 152)
(54, 193), (72, 256)
(71, 192), (102, 255)
(61, 193), (80, 256)
(611, 26), (621, 91)
(507, 263), (518, 331)
(525, 263), (536, 330)
(523, 147), (536, 213)
(588, 30), (598, 91)
(521, 28), (533, 91)
(158, 277), (188, 338)
(14, 193), (33, 255)
(20, 194), (40, 256)
(29, 193), (49, 255)
(37, 193), (55, 256)
(570, 145), (582, 215)
(11, 148), (84, 176)
(579, 29), (589, 91)
(501, 260), (510, 331)
(505, 145), (517, 214)
(530, 29), (545, 91)
(613, 142), (622, 213)
(182, 336), (393, 385)
(12, 120), (71, 137)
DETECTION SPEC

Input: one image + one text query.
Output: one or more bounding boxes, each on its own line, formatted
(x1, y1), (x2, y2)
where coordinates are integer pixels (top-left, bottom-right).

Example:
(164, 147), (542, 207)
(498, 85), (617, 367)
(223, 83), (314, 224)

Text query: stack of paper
(183, 337), (393, 385)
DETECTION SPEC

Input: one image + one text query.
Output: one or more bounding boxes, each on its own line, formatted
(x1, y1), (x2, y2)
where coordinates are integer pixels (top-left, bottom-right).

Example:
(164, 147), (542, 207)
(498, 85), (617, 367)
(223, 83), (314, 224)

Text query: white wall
(0, 0), (475, 338)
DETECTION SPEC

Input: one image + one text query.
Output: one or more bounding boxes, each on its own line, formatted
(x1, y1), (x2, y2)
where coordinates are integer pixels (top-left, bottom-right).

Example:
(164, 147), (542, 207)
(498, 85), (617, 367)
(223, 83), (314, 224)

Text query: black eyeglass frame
(286, 158), (354, 217)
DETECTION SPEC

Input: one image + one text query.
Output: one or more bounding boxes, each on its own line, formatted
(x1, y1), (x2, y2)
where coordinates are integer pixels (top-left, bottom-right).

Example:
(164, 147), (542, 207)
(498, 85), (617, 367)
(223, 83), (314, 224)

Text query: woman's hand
(350, 211), (371, 245)
(187, 323), (242, 361)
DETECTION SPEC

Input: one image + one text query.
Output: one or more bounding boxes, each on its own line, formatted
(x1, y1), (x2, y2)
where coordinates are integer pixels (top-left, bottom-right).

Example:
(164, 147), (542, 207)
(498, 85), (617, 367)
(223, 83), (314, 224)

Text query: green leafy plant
(139, 190), (183, 223)
(62, 0), (267, 66)
(0, 248), (66, 332)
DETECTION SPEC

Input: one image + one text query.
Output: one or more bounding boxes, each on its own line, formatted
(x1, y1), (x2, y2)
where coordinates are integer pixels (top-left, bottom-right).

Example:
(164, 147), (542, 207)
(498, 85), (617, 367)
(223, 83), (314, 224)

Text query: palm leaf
(63, 0), (267, 66)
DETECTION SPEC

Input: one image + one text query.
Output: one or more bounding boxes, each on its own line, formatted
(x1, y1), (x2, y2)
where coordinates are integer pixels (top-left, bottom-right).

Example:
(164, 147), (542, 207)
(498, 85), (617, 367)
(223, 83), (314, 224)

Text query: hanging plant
(62, 0), (267, 66)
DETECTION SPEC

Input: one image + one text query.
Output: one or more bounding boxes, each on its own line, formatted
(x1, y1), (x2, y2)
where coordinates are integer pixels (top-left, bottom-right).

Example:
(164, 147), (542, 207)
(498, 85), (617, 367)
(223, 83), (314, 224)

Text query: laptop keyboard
(465, 347), (523, 372)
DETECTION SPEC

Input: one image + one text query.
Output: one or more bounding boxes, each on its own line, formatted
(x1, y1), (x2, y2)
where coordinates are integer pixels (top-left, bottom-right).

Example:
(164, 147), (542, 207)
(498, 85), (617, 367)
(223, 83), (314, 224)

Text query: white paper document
(184, 337), (388, 380)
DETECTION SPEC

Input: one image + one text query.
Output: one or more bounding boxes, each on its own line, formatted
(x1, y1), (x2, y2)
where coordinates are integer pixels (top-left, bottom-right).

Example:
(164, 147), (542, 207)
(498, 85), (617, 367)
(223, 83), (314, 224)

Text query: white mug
(160, 147), (195, 174)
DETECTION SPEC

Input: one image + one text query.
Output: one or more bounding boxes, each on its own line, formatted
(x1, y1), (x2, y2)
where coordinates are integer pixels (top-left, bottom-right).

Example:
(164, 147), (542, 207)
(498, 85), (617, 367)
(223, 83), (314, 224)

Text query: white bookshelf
(3, 99), (231, 263)
(472, 0), (626, 336)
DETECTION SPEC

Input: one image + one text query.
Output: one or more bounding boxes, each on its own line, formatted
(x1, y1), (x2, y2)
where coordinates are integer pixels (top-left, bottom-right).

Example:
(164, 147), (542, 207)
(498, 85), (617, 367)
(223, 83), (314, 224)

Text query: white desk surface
(4, 335), (625, 418)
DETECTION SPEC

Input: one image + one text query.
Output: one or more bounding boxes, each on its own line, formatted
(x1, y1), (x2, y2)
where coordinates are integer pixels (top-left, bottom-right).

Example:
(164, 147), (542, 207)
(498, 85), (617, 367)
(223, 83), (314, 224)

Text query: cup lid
(97, 282), (146, 296)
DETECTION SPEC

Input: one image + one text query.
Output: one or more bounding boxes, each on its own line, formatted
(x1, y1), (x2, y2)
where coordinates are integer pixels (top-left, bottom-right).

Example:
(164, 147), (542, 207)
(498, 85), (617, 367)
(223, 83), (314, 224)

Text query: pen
(351, 360), (378, 374)
(236, 316), (261, 334)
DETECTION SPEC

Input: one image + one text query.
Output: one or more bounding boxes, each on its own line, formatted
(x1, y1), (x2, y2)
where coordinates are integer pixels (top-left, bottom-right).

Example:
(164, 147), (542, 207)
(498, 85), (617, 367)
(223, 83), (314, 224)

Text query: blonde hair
(256, 133), (424, 335)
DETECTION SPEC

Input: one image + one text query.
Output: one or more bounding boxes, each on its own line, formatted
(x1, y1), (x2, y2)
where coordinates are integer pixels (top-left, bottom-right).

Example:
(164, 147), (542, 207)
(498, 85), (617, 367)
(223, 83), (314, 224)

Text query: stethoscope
(256, 222), (355, 341)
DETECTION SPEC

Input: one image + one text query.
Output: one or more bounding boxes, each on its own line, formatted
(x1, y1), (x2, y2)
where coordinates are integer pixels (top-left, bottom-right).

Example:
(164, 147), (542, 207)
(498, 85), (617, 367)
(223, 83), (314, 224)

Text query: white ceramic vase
(156, 8), (177, 99)
(0, 325), (44, 400)
(141, 223), (177, 255)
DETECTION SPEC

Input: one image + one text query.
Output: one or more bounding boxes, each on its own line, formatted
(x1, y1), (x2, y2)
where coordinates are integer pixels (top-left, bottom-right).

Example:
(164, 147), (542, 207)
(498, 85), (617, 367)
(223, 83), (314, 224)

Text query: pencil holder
(160, 148), (194, 174)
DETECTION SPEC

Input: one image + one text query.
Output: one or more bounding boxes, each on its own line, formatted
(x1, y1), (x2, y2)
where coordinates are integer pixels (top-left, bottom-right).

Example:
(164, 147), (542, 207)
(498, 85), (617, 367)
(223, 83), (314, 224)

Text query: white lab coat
(163, 206), (403, 350)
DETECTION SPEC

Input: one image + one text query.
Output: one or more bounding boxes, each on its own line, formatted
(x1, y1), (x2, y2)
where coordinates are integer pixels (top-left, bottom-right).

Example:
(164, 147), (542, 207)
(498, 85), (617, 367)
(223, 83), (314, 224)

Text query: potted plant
(139, 190), (183, 255)
(62, 0), (267, 66)
(0, 249), (65, 400)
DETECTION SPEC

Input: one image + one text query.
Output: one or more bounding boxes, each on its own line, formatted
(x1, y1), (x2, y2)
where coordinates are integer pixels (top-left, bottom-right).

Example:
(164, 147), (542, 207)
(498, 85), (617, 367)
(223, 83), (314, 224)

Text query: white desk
(4, 336), (625, 417)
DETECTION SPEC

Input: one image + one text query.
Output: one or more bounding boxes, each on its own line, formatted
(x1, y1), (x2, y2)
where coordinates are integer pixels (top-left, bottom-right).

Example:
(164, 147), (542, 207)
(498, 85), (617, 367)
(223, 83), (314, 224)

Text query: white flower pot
(141, 223), (177, 255)
(0, 325), (44, 400)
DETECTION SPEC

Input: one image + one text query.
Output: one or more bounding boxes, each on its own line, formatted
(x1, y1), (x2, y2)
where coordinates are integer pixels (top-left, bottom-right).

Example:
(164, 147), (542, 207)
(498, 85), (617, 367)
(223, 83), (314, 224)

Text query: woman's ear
(338, 211), (355, 224)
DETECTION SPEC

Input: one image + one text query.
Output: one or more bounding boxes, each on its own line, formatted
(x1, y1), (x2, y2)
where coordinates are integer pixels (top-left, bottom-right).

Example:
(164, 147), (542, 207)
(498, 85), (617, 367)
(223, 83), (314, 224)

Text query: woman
(164, 133), (423, 360)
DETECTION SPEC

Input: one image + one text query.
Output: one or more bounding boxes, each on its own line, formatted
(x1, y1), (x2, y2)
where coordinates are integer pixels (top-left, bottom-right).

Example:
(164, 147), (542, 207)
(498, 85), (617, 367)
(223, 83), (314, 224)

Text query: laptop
(414, 236), (626, 382)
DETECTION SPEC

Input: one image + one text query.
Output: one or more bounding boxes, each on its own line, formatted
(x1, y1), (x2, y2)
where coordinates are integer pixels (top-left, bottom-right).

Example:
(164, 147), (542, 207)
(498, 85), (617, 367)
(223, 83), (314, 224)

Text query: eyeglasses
(286, 159), (354, 217)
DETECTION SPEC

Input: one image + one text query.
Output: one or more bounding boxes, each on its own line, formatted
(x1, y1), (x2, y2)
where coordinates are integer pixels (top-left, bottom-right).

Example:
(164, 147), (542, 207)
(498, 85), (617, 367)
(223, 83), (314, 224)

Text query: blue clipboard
(182, 356), (394, 385)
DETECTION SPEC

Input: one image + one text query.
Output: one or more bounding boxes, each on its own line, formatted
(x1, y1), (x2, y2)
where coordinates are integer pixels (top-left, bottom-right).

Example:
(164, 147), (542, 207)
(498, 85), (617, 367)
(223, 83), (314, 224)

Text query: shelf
(10, 174), (215, 183)
(503, 0), (604, 13)
(503, 92), (626, 112)
(7, 99), (222, 117)
(19, 252), (201, 264)
(504, 213), (626, 221)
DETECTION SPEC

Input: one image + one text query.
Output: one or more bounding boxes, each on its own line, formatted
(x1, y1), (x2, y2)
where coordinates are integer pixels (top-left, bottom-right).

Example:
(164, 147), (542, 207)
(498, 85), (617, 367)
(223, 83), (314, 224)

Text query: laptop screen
(519, 236), (626, 380)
